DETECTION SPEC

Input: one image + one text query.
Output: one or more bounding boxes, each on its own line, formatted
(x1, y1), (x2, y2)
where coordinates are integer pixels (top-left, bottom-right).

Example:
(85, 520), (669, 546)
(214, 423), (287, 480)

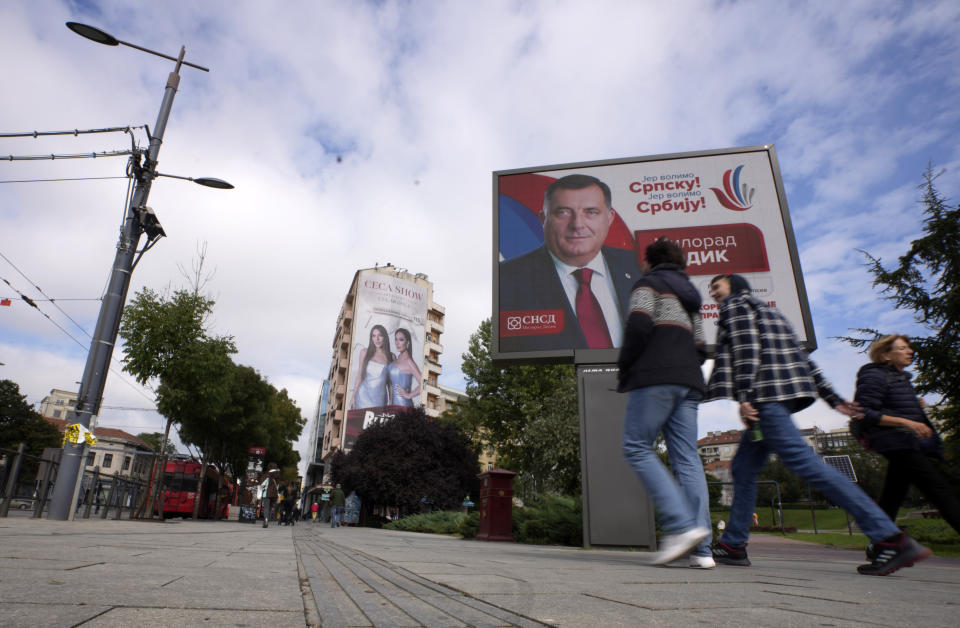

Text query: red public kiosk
(476, 468), (517, 542)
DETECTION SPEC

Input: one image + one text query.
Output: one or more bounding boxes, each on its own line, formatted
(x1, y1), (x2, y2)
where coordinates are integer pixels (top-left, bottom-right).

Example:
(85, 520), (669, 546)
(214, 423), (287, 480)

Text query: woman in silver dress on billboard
(387, 328), (422, 406)
(350, 325), (392, 410)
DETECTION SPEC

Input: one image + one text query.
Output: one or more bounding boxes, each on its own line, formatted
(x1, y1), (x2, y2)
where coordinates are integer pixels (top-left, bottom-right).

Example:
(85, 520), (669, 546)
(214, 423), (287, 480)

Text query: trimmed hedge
(383, 493), (584, 546)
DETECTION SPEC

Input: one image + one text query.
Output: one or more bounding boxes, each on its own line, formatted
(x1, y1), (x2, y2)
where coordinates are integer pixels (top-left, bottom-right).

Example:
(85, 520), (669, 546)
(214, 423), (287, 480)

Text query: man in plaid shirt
(705, 274), (931, 576)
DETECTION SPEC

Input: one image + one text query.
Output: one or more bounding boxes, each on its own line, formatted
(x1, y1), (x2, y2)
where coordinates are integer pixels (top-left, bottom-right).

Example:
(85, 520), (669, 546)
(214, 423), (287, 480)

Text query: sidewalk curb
(297, 547), (322, 628)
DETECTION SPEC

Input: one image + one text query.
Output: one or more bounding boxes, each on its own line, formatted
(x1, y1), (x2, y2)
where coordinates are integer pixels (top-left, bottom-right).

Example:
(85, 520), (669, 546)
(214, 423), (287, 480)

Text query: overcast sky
(2, 1), (959, 474)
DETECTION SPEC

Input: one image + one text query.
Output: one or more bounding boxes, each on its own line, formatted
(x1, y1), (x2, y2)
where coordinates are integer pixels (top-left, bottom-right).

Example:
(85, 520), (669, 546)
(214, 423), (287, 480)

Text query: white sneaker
(649, 527), (711, 565)
(689, 554), (716, 569)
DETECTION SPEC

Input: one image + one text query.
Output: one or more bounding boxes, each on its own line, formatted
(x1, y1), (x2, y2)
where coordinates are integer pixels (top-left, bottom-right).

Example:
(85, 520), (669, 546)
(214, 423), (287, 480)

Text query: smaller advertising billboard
(492, 145), (813, 364)
(343, 270), (429, 449)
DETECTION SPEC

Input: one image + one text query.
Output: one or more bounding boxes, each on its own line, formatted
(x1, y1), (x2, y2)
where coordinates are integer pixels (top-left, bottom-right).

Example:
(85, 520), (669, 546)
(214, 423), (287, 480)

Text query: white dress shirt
(548, 251), (624, 347)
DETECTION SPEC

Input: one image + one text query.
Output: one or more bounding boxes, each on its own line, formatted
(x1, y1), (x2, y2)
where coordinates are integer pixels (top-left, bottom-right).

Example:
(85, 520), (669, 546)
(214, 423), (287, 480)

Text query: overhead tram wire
(1, 151), (137, 343)
(1, 250), (98, 341)
(2, 154), (150, 402)
(1, 279), (158, 405)
(4, 149), (135, 161)
(0, 126), (145, 139)
(2, 274), (91, 350)
(0, 176), (129, 184)
(1, 270), (157, 406)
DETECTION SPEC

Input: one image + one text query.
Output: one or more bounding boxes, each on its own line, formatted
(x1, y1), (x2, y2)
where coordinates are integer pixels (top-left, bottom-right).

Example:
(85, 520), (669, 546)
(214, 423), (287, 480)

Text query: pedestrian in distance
(282, 483), (296, 526)
(311, 500), (319, 522)
(853, 334), (960, 541)
(618, 238), (713, 567)
(330, 484), (346, 528)
(259, 464), (280, 529)
(705, 274), (931, 576)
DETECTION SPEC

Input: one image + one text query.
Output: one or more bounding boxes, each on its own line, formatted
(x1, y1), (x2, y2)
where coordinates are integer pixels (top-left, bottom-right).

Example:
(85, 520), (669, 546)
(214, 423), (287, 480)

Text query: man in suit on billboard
(499, 174), (640, 353)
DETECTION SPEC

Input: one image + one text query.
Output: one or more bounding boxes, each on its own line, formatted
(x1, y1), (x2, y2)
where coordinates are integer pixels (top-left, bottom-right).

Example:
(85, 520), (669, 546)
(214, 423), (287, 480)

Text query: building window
(55, 399), (64, 406)
(122, 456), (131, 471)
(86, 452), (95, 466)
(53, 409), (62, 418)
(102, 453), (113, 469)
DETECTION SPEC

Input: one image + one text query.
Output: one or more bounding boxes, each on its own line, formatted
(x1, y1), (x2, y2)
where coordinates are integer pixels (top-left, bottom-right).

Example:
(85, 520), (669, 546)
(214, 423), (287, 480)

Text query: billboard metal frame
(492, 144), (815, 365)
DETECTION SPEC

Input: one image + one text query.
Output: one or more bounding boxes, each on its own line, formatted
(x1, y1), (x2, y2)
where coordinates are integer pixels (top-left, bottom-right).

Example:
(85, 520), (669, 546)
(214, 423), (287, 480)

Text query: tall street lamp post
(47, 23), (233, 520)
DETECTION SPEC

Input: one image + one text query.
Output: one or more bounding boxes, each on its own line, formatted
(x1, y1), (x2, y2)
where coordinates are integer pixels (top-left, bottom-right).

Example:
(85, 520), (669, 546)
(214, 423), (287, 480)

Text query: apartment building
(318, 265), (446, 481)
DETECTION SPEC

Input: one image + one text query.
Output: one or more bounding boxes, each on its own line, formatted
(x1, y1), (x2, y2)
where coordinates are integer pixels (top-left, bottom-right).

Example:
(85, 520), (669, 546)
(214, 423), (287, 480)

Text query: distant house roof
(42, 417), (154, 452)
(698, 429), (743, 447)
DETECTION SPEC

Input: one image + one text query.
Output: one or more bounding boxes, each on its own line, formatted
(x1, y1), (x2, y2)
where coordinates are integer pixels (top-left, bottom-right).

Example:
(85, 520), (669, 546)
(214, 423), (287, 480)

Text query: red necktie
(573, 268), (612, 349)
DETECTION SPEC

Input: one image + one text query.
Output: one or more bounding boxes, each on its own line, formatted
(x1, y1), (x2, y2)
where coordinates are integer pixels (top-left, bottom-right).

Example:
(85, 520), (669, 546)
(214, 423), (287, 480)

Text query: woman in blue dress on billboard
(387, 328), (422, 406)
(350, 324), (392, 410)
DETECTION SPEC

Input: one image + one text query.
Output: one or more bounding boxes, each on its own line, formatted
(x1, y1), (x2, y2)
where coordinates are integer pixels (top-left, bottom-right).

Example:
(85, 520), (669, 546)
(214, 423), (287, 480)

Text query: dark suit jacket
(498, 245), (640, 352)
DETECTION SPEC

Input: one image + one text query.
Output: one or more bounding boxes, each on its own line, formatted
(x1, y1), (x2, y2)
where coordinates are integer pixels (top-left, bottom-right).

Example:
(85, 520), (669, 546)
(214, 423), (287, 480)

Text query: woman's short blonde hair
(868, 334), (911, 363)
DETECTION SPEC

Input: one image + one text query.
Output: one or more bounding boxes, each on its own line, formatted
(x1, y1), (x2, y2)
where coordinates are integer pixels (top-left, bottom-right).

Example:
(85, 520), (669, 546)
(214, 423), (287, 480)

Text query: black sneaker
(857, 533), (931, 576)
(711, 541), (751, 566)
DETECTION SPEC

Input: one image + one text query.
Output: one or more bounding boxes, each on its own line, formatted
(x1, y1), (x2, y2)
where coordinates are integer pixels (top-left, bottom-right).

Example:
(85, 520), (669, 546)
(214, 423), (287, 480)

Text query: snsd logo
(709, 165), (755, 211)
(499, 309), (564, 337)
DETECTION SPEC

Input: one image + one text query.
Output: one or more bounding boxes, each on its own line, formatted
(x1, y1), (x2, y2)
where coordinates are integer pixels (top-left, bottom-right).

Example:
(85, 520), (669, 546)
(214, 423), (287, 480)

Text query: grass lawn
(753, 530), (960, 558)
(711, 508), (960, 557)
(711, 507), (858, 530)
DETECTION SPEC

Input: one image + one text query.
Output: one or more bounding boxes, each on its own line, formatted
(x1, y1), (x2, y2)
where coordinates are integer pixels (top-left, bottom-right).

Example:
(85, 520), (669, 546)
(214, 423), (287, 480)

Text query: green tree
(841, 166), (960, 458)
(119, 288), (219, 386)
(119, 288), (236, 509)
(213, 365), (304, 482)
(704, 472), (723, 507)
(756, 458), (808, 503)
(0, 380), (62, 479)
(509, 366), (581, 494)
(332, 407), (478, 516)
(443, 319), (580, 494)
(121, 287), (240, 517)
(136, 432), (178, 456)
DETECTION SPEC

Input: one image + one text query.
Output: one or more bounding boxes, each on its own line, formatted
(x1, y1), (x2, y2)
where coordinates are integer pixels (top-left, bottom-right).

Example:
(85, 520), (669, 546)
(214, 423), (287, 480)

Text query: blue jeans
(623, 385), (711, 556)
(721, 401), (900, 546)
(331, 505), (342, 527)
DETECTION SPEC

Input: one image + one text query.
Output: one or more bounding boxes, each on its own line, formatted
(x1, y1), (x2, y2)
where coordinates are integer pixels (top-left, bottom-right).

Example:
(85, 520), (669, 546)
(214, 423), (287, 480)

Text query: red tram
(158, 459), (234, 519)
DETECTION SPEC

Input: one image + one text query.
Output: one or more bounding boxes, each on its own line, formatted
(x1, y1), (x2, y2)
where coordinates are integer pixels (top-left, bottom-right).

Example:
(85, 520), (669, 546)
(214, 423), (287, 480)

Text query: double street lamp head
(194, 177), (234, 189)
(155, 173), (235, 189)
(66, 22), (119, 46)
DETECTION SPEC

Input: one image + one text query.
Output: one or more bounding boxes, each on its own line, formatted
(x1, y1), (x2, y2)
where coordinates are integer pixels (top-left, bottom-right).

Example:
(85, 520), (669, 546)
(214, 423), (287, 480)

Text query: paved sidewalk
(1, 517), (958, 627)
(0, 517), (305, 627)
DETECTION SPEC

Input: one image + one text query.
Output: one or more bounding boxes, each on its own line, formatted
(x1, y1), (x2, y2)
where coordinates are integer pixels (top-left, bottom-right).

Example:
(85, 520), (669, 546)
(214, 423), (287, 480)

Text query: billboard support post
(578, 366), (656, 548)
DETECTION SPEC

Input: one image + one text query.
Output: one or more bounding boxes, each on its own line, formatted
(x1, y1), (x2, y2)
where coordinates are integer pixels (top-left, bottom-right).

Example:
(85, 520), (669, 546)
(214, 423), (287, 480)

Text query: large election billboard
(493, 144), (813, 364)
(344, 270), (428, 449)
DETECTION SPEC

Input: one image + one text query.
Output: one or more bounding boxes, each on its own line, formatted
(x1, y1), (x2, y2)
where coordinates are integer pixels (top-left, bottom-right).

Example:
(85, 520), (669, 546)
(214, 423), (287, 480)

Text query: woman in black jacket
(853, 334), (960, 533)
